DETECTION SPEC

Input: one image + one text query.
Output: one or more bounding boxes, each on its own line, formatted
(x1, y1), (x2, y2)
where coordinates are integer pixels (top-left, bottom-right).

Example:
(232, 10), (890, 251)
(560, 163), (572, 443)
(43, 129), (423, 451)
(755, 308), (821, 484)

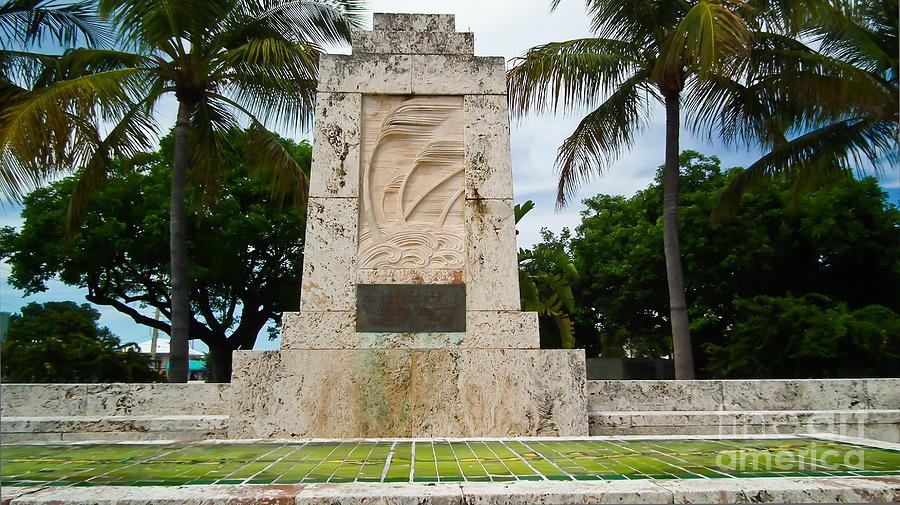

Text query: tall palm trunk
(662, 90), (695, 379)
(168, 98), (193, 383)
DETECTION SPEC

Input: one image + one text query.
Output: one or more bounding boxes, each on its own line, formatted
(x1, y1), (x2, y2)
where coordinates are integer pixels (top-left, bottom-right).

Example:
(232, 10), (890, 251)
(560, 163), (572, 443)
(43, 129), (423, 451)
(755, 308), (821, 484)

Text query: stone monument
(229, 13), (587, 438)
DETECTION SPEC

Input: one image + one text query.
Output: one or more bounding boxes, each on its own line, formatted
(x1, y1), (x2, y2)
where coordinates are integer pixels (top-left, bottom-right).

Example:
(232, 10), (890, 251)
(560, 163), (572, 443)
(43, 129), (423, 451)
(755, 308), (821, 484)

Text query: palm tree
(507, 0), (752, 379)
(699, 0), (898, 214)
(1, 0), (109, 198)
(2, 0), (364, 381)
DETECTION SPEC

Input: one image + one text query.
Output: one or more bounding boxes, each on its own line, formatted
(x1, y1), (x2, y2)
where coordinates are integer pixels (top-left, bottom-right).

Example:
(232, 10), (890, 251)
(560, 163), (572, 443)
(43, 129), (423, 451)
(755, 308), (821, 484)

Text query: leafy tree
(0, 131), (309, 382)
(564, 151), (900, 375)
(1, 0), (364, 382)
(704, 294), (900, 378)
(1, 301), (164, 382)
(507, 0), (755, 378)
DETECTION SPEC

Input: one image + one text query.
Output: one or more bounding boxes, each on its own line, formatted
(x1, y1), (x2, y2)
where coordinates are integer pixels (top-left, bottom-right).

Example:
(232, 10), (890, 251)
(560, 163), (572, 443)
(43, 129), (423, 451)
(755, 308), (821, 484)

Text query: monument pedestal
(229, 349), (585, 438)
(228, 13), (587, 438)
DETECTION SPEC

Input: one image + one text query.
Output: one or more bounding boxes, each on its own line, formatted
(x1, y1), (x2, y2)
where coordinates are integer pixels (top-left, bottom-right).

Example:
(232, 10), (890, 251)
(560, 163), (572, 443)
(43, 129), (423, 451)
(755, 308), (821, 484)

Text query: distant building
(134, 337), (207, 381)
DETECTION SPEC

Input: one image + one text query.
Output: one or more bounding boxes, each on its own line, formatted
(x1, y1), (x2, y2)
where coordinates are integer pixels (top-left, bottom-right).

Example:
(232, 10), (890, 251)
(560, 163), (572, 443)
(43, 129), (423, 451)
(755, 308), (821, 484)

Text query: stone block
(465, 311), (539, 348)
(587, 380), (724, 412)
(280, 310), (357, 350)
(373, 13), (456, 32)
(229, 348), (586, 438)
(865, 378), (900, 409)
(295, 482), (463, 505)
(229, 350), (411, 438)
(464, 95), (513, 200)
(353, 30), (474, 55)
(459, 480), (672, 505)
(721, 379), (867, 411)
(300, 197), (358, 311)
(318, 54), (412, 93)
(412, 55), (505, 94)
(309, 92), (360, 198)
(465, 199), (520, 311)
(0, 384), (86, 416)
(409, 349), (587, 436)
(356, 268), (465, 285)
(82, 384), (231, 416)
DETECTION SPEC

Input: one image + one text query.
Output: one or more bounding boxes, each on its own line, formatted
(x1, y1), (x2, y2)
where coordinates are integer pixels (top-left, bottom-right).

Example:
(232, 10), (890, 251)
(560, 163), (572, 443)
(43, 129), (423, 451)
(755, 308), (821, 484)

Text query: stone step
(588, 410), (900, 442)
(0, 415), (229, 442)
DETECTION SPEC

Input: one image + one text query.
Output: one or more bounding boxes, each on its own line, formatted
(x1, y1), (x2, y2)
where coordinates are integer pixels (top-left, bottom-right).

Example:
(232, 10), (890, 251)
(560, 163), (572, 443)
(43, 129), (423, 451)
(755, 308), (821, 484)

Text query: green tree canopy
(0, 130), (309, 382)
(1, 301), (164, 382)
(559, 151), (900, 377)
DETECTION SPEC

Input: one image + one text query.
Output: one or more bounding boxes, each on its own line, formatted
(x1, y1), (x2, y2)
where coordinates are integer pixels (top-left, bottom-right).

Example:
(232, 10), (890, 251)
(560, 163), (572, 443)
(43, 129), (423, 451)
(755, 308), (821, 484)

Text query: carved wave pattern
(358, 97), (465, 269)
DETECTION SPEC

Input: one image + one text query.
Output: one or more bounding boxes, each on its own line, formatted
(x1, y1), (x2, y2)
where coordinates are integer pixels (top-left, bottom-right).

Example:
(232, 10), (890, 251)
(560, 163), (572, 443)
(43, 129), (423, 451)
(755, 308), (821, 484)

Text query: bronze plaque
(356, 284), (466, 332)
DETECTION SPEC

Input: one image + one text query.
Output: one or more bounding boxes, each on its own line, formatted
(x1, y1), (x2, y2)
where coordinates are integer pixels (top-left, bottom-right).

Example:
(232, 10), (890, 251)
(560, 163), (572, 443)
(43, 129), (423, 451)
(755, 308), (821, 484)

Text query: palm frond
(240, 0), (365, 46)
(714, 117), (898, 219)
(243, 120), (308, 211)
(554, 70), (654, 207)
(0, 0), (110, 49)
(658, 0), (750, 81)
(507, 37), (641, 118)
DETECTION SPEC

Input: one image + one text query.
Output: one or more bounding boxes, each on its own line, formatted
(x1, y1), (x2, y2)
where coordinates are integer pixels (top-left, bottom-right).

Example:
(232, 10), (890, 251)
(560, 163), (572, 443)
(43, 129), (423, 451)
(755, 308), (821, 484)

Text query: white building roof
(134, 337), (204, 356)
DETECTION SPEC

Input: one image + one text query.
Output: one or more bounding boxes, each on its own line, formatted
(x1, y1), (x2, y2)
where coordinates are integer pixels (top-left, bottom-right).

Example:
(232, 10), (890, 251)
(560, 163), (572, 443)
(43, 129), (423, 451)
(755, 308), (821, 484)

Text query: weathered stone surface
(373, 13), (456, 32)
(229, 350), (411, 438)
(722, 379), (867, 411)
(464, 95), (513, 200)
(412, 55), (506, 95)
(0, 384), (230, 417)
(459, 480), (672, 505)
(357, 268), (465, 285)
(6, 484), (303, 505)
(465, 199), (520, 311)
(299, 197), (357, 311)
(353, 30), (474, 55)
(295, 483), (463, 505)
(309, 92), (360, 198)
(409, 349), (587, 436)
(229, 349), (585, 438)
(0, 384), (85, 416)
(281, 311), (357, 350)
(588, 380), (723, 412)
(318, 54), (412, 94)
(865, 378), (900, 410)
(465, 311), (539, 348)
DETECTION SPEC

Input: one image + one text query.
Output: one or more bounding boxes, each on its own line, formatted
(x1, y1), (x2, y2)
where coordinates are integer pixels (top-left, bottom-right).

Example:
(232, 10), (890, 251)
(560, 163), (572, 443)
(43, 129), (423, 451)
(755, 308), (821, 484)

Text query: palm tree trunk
(662, 91), (695, 379)
(168, 98), (193, 383)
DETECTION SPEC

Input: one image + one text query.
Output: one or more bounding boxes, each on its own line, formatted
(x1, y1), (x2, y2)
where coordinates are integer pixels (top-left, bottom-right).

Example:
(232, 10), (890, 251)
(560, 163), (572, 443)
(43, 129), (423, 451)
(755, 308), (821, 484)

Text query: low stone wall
(0, 383), (231, 441)
(587, 379), (900, 442)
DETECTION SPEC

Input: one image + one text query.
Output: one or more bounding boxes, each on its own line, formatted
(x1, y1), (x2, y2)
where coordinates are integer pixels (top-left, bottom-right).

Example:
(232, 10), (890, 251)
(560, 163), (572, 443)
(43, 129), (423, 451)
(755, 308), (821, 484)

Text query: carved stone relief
(358, 95), (465, 269)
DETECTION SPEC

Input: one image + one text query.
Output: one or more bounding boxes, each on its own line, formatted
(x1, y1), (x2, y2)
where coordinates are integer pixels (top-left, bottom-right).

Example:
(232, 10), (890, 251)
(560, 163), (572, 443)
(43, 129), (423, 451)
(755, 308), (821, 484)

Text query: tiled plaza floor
(2, 438), (899, 487)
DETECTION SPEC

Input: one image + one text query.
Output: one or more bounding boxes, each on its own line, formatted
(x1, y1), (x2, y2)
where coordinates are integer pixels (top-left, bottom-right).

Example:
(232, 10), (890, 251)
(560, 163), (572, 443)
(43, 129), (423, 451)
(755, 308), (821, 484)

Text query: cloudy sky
(1, 0), (897, 349)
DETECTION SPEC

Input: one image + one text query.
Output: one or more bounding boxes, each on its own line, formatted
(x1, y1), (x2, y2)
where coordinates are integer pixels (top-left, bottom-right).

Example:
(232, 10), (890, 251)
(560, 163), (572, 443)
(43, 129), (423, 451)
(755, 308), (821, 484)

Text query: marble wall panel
(373, 13), (455, 32)
(464, 95), (513, 200)
(229, 350), (411, 438)
(412, 55), (505, 95)
(300, 197), (358, 311)
(318, 54), (412, 94)
(465, 199), (520, 311)
(353, 30), (474, 55)
(309, 92), (361, 198)
(409, 349), (587, 437)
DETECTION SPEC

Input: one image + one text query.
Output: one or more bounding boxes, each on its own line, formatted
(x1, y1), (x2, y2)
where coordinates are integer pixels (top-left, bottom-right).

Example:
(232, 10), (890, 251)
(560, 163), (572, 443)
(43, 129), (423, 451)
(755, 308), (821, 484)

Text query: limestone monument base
(228, 13), (587, 438)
